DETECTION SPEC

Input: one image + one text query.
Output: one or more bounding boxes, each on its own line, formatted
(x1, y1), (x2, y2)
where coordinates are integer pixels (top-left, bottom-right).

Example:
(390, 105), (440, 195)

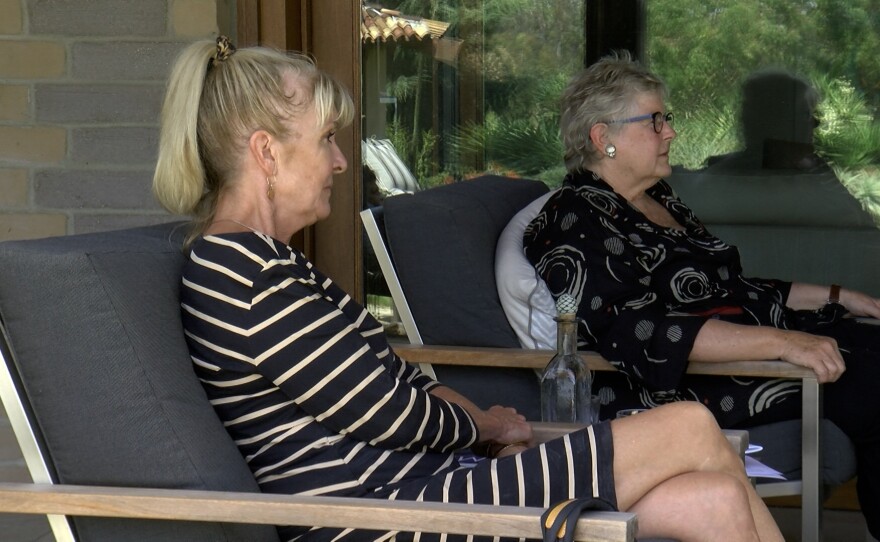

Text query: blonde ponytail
(153, 41), (215, 217)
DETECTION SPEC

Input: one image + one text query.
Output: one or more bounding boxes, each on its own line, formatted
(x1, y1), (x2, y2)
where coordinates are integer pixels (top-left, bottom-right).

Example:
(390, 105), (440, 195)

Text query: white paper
(745, 456), (786, 480)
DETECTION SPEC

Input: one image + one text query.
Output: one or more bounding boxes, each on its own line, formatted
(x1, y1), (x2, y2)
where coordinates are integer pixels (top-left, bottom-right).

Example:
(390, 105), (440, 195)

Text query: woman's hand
(777, 329), (846, 384)
(482, 405), (533, 445)
(471, 406), (532, 459)
(839, 288), (880, 319)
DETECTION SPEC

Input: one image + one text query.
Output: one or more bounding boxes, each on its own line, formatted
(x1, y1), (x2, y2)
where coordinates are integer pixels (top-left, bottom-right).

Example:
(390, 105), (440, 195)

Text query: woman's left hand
(839, 288), (880, 319)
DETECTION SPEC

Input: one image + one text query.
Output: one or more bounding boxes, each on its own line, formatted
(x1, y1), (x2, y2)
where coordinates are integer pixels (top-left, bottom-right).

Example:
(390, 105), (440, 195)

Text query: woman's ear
(589, 123), (609, 150)
(248, 130), (276, 177)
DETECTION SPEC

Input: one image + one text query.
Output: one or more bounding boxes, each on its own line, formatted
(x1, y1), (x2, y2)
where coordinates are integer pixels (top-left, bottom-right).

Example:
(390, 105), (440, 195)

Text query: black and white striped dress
(180, 232), (617, 542)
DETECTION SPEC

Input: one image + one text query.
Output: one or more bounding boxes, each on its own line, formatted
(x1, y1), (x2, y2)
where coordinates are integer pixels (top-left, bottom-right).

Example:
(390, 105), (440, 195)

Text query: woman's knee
(670, 402), (744, 470)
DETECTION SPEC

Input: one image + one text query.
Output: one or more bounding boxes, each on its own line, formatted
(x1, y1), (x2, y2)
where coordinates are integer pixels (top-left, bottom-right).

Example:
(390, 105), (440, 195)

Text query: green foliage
(649, 0), (880, 173)
(376, 0), (581, 184)
(449, 113), (564, 178)
(814, 76), (880, 168)
(386, 121), (438, 189)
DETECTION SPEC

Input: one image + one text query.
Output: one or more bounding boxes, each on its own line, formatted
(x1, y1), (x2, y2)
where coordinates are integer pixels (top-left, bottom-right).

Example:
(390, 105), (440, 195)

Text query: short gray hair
(560, 51), (667, 171)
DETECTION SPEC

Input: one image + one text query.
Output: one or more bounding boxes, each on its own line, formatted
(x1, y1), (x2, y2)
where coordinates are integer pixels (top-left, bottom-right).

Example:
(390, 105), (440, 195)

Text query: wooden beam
(0, 483), (636, 542)
(393, 343), (814, 379)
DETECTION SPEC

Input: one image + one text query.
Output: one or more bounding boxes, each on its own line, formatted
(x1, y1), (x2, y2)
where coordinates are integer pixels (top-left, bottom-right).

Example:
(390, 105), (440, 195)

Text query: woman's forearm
(688, 319), (787, 362)
(429, 386), (532, 444)
(688, 318), (845, 382)
(785, 282), (833, 310)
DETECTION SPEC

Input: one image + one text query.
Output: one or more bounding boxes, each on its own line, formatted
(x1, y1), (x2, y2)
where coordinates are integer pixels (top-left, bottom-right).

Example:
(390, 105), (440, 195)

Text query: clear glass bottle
(540, 294), (593, 423)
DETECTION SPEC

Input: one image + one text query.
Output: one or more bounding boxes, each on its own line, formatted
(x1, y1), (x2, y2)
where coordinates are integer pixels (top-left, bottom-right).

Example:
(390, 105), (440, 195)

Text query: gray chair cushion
(748, 419), (857, 486)
(0, 223), (278, 542)
(384, 175), (550, 348)
(383, 175), (550, 420)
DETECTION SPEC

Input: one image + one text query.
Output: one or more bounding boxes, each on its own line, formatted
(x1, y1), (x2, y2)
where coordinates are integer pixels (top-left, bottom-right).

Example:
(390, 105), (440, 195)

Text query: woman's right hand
(777, 329), (846, 383)
(483, 405), (533, 445)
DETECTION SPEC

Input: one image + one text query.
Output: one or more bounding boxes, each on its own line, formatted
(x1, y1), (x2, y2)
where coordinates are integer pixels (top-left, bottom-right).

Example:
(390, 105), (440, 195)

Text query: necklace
(210, 218), (265, 235)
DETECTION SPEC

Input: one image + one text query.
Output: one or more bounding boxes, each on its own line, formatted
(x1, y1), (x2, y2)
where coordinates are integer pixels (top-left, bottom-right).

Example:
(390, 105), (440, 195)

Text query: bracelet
(828, 284), (841, 304)
(490, 441), (529, 458)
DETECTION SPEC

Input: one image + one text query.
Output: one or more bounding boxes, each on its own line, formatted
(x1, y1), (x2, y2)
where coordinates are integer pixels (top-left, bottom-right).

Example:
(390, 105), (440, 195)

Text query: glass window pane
(361, 1), (586, 331)
(646, 0), (880, 296)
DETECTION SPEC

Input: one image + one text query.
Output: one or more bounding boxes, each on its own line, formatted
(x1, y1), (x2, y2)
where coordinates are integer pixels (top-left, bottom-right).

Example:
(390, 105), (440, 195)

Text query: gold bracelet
(491, 441), (529, 458)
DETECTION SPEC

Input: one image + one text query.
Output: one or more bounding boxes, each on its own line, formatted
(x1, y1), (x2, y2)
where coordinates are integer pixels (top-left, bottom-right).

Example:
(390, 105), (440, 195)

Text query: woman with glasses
(523, 51), (880, 536)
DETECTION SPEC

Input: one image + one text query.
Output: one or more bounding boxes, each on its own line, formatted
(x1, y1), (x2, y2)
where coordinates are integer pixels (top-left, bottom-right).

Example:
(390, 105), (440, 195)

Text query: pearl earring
(605, 144), (616, 159)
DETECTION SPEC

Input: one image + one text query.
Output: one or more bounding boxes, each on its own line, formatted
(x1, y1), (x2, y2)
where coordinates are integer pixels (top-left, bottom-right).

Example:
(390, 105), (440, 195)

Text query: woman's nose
(333, 145), (348, 174)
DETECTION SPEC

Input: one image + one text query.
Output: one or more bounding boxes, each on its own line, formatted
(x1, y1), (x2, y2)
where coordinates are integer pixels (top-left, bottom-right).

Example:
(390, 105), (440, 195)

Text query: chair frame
(0, 316), (636, 542)
(362, 206), (825, 542)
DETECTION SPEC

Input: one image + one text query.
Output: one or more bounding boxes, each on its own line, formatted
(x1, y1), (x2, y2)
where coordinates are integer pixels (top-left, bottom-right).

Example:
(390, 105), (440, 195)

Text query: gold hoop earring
(266, 176), (275, 201)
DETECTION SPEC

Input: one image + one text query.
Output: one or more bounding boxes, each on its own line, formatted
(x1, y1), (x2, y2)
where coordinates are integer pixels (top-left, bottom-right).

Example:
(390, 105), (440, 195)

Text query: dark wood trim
(585, 0), (646, 65)
(235, 0), (363, 299)
(236, 0), (260, 46)
(304, 0), (362, 298)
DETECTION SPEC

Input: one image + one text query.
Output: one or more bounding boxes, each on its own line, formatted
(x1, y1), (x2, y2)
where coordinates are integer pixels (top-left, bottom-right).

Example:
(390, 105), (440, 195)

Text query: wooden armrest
(0, 482), (636, 542)
(532, 422), (748, 458)
(394, 343), (815, 379)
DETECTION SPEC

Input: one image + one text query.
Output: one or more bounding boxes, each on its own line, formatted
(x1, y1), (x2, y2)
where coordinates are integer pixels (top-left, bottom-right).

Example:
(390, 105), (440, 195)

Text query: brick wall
(0, 0), (234, 241)
(0, 4), (233, 535)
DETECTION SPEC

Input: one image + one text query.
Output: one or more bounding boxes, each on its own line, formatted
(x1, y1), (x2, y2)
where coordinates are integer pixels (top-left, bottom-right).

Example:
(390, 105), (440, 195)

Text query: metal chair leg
(802, 377), (823, 542)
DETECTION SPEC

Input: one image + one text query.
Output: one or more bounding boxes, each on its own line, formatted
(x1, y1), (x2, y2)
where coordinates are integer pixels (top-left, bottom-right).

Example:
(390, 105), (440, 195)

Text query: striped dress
(181, 232), (616, 541)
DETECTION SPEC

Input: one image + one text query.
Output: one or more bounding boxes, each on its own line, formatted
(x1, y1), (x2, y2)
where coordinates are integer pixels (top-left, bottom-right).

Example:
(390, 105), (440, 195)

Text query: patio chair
(0, 222), (635, 542)
(360, 174), (858, 542)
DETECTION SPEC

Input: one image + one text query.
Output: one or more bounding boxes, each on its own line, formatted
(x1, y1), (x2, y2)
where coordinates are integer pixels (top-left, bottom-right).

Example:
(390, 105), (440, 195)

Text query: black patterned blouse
(524, 169), (805, 425)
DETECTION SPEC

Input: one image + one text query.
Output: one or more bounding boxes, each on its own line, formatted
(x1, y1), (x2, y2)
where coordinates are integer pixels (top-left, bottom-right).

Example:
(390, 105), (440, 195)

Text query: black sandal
(541, 497), (617, 542)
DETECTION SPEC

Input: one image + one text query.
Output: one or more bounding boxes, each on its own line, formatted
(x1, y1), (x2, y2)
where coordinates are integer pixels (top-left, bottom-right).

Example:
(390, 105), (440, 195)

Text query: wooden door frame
(236, 0), (364, 300)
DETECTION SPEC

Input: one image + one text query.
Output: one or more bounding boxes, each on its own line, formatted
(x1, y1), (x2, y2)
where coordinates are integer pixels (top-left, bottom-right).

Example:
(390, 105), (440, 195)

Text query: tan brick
(0, 126), (66, 163)
(172, 0), (218, 37)
(0, 40), (65, 79)
(0, 0), (23, 34)
(0, 84), (29, 122)
(0, 168), (28, 206)
(0, 213), (67, 241)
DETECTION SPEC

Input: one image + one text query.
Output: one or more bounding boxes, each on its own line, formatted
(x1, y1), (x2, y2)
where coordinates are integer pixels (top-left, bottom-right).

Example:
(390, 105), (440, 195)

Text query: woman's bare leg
(629, 470), (759, 541)
(610, 402), (782, 541)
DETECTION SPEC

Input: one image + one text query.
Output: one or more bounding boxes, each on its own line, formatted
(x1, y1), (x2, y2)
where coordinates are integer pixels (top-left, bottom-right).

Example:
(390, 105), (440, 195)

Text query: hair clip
(214, 35), (236, 63)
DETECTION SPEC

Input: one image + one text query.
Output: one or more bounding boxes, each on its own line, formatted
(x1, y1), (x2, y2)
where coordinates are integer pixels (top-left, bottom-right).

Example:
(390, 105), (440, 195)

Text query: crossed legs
(611, 402), (783, 542)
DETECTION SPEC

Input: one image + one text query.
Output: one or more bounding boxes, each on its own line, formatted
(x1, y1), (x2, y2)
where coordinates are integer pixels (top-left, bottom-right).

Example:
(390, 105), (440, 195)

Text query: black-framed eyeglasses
(606, 111), (674, 133)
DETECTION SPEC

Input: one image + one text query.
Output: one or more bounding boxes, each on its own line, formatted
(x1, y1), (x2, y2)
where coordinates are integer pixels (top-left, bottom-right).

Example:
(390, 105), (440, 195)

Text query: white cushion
(495, 191), (558, 350)
(362, 138), (420, 196)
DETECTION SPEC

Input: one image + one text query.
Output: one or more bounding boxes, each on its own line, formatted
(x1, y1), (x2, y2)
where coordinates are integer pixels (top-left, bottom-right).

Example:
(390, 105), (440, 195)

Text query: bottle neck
(555, 316), (578, 355)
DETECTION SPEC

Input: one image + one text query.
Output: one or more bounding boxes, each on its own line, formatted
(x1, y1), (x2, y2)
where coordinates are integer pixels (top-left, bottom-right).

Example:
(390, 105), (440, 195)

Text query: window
(647, 0), (880, 222)
(361, 0), (586, 328)
(645, 0), (880, 298)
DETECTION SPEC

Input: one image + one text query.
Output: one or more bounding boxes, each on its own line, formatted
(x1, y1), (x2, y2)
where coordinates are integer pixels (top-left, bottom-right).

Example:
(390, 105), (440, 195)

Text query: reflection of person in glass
(524, 51), (880, 537)
(706, 70), (828, 172)
(153, 38), (782, 541)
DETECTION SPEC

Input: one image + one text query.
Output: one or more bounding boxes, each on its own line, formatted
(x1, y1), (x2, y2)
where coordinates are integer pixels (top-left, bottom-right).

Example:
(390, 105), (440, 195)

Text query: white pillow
(362, 138), (420, 196)
(495, 191), (558, 350)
